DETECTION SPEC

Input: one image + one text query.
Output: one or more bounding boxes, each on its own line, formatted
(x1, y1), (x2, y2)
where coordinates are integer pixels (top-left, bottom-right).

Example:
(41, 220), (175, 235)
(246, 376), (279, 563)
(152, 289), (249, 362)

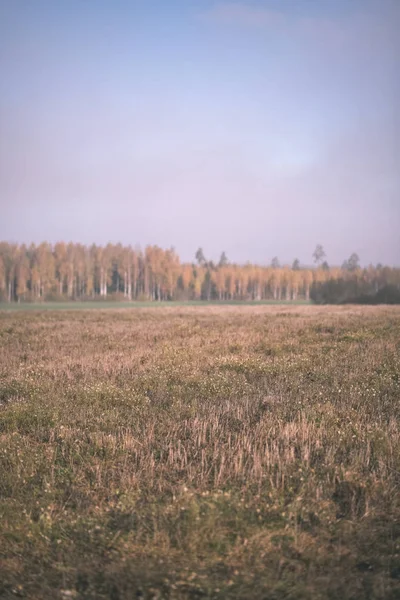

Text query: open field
(0, 300), (310, 311)
(1, 305), (399, 599)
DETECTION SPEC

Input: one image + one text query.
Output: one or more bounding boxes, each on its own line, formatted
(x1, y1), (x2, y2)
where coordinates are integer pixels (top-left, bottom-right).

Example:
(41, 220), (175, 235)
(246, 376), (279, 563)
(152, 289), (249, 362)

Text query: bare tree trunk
(133, 270), (137, 299)
(128, 274), (132, 300)
(68, 275), (73, 298)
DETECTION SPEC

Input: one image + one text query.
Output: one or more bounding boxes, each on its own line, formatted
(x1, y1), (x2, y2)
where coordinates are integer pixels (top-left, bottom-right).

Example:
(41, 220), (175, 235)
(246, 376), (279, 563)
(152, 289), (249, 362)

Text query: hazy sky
(1, 0), (399, 265)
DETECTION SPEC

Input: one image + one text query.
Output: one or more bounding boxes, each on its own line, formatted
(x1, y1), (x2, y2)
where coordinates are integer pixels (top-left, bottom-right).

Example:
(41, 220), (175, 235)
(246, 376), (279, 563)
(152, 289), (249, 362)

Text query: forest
(0, 241), (399, 303)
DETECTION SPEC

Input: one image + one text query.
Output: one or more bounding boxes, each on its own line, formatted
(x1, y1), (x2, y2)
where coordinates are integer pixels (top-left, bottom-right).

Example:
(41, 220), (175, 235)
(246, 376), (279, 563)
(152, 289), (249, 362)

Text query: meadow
(0, 305), (399, 599)
(0, 300), (310, 312)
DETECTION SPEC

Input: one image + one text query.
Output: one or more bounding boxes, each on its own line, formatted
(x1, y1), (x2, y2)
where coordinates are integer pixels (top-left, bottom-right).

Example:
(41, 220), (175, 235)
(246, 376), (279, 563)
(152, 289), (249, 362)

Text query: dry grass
(0, 305), (399, 599)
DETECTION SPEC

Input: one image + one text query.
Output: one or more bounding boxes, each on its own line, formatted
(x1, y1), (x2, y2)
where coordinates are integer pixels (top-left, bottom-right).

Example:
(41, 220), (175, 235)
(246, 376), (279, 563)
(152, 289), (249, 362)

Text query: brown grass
(0, 305), (400, 599)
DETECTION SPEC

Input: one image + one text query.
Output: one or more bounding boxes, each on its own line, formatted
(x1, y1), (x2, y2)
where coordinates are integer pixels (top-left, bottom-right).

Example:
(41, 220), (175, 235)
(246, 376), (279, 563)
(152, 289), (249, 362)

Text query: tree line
(0, 241), (399, 303)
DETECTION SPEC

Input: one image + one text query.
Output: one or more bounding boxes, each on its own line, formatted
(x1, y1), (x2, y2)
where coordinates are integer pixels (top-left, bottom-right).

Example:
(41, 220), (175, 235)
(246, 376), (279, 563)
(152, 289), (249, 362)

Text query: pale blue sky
(0, 0), (399, 265)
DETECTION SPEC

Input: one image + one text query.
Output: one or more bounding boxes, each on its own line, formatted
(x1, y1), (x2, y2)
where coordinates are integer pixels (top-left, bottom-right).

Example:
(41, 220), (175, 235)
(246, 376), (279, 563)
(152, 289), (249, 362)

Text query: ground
(0, 305), (399, 599)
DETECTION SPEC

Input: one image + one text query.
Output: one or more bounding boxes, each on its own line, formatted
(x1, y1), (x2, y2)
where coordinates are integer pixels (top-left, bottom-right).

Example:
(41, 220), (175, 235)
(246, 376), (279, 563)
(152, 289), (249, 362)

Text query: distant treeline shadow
(311, 281), (400, 305)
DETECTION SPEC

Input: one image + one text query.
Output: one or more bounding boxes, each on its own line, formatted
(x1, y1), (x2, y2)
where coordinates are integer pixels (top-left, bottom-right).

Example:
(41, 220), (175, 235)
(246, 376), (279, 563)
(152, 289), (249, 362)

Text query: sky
(0, 0), (399, 266)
